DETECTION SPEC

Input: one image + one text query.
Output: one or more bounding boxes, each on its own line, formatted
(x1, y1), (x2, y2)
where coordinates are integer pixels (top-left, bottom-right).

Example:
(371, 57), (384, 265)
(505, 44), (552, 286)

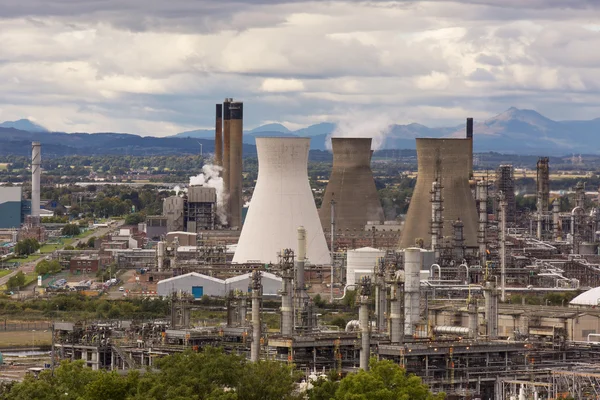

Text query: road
(0, 221), (123, 288)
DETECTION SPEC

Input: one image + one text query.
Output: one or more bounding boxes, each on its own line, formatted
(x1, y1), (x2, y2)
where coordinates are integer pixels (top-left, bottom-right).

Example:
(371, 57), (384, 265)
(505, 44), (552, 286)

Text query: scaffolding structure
(495, 165), (516, 225)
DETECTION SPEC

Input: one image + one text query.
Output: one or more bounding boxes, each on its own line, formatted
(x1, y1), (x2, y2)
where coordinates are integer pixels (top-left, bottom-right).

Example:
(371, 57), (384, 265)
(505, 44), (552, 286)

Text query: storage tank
(319, 138), (384, 231)
(233, 137), (330, 264)
(346, 247), (386, 286)
(399, 138), (478, 249)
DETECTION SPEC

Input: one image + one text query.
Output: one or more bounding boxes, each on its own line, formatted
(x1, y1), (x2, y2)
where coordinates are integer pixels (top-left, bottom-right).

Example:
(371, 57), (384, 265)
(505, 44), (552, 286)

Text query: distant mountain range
(1, 107), (599, 157)
(172, 107), (600, 154)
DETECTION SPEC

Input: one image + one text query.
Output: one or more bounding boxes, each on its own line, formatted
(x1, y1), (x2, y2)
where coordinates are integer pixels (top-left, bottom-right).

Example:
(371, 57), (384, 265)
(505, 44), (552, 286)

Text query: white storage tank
(346, 247), (386, 286)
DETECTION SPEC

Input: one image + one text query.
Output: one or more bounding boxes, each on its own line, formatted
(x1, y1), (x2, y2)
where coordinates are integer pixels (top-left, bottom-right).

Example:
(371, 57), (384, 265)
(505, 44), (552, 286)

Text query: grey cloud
(476, 54), (503, 66)
(468, 68), (496, 81)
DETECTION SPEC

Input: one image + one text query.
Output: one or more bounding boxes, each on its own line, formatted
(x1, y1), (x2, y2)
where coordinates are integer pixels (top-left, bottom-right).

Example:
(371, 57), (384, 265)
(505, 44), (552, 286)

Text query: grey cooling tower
(319, 138), (384, 231)
(399, 138), (478, 249)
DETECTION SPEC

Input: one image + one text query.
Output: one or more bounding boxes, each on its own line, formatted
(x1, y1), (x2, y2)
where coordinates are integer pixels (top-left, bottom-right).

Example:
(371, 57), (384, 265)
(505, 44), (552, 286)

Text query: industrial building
(0, 187), (25, 228)
(161, 186), (217, 234)
(233, 137), (330, 265)
(319, 138), (384, 232)
(156, 271), (282, 298)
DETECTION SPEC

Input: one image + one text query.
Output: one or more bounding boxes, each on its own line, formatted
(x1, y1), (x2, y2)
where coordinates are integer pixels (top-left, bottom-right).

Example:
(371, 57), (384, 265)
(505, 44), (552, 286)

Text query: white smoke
(326, 111), (395, 151)
(189, 164), (228, 225)
(173, 185), (183, 196)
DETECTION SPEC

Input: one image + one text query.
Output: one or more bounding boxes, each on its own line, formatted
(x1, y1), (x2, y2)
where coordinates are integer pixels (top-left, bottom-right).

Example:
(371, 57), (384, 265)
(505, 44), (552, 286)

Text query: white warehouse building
(157, 272), (282, 298)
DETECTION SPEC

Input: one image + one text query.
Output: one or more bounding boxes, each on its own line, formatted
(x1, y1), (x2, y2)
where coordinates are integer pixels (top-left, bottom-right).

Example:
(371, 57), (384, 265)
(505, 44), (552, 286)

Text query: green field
(0, 270), (11, 278)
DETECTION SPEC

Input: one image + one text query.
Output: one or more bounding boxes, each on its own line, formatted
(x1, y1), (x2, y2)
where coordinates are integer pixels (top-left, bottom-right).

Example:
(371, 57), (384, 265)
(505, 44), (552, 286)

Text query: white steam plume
(326, 111), (395, 151)
(189, 164), (228, 225)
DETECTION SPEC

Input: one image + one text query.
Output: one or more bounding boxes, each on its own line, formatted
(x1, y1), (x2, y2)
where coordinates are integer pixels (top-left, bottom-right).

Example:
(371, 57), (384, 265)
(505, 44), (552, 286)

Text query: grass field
(0, 270), (11, 278)
(0, 330), (52, 347)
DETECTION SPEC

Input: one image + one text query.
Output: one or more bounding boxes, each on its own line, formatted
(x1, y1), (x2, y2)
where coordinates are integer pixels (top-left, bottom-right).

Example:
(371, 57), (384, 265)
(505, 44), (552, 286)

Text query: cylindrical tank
(400, 139), (478, 249)
(319, 138), (384, 232)
(229, 101), (243, 229)
(346, 247), (386, 286)
(433, 326), (470, 335)
(214, 104), (223, 167)
(31, 142), (41, 218)
(157, 241), (165, 271)
(222, 99), (231, 223)
(390, 282), (401, 344)
(404, 248), (421, 336)
(233, 138), (330, 264)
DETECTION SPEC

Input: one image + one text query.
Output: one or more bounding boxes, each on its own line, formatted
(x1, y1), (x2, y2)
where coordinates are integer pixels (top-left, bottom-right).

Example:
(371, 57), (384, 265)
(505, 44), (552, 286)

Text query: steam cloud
(189, 164), (228, 225)
(326, 111), (396, 151)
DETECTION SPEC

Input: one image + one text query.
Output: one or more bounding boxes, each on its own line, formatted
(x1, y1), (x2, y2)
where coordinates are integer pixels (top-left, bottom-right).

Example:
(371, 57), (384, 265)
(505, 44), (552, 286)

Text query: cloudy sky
(1, 0), (600, 136)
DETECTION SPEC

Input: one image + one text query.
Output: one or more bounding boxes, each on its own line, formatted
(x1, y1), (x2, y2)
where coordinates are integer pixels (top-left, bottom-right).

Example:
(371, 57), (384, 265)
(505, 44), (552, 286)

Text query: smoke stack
(31, 142), (41, 218)
(215, 104), (223, 167)
(229, 101), (243, 229)
(400, 138), (478, 249)
(466, 118), (473, 177)
(319, 138), (384, 232)
(223, 99), (231, 223)
(233, 137), (330, 264)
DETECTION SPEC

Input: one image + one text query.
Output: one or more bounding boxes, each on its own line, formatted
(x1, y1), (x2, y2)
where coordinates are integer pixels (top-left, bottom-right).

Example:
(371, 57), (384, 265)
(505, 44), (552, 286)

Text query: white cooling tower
(233, 137), (330, 265)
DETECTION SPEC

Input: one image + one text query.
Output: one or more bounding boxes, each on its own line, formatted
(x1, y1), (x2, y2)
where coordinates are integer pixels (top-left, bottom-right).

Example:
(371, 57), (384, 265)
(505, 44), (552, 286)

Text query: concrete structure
(166, 231), (197, 247)
(214, 104), (223, 167)
(157, 271), (282, 298)
(163, 196), (185, 232)
(0, 187), (23, 228)
(319, 138), (384, 232)
(346, 247), (386, 286)
(233, 137), (330, 265)
(186, 186), (217, 232)
(229, 101), (243, 229)
(31, 142), (41, 218)
(400, 138), (478, 249)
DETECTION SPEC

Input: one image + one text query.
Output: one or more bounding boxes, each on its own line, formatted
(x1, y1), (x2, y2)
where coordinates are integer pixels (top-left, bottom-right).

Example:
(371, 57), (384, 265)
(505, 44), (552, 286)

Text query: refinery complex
(4, 100), (600, 400)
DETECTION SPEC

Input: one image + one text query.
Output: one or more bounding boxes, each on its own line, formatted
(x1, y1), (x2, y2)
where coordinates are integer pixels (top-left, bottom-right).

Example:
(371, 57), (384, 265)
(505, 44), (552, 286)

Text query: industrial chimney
(214, 104), (223, 167)
(222, 98), (232, 221)
(229, 101), (243, 229)
(399, 138), (478, 249)
(466, 118), (473, 177)
(233, 137), (330, 264)
(31, 142), (41, 218)
(319, 138), (384, 232)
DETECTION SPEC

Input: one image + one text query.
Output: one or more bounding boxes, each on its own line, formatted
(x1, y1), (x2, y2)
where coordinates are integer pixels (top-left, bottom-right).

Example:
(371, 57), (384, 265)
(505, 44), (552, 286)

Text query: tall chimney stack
(223, 98), (232, 223)
(466, 118), (473, 176)
(229, 101), (244, 229)
(31, 142), (41, 218)
(215, 104), (223, 167)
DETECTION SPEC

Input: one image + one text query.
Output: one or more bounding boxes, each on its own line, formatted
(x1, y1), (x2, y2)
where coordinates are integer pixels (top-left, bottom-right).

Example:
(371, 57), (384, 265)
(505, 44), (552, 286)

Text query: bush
(14, 238), (40, 256)
(61, 224), (81, 236)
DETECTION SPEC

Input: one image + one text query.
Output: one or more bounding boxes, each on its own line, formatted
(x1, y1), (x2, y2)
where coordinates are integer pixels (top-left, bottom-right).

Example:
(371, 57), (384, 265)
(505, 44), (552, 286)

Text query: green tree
(14, 238), (40, 256)
(309, 359), (444, 400)
(124, 212), (145, 225)
(6, 271), (26, 290)
(61, 224), (81, 236)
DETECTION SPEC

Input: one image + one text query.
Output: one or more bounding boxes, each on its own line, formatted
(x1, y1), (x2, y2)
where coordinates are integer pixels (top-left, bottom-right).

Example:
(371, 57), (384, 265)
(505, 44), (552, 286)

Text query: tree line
(0, 348), (444, 400)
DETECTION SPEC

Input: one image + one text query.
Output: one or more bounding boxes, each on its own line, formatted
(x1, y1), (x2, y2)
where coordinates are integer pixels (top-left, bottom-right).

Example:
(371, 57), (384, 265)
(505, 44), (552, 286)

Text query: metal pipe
(460, 263), (469, 285)
(433, 326), (470, 335)
(429, 263), (441, 280)
(359, 300), (370, 371)
(31, 142), (41, 218)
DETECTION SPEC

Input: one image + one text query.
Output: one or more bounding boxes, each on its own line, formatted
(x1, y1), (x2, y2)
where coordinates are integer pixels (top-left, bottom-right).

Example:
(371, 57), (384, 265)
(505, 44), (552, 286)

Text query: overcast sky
(1, 0), (600, 136)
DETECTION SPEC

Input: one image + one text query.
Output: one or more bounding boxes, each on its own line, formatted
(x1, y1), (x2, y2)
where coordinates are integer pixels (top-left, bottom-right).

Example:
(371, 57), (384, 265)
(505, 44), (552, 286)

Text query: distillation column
(157, 241), (165, 271)
(477, 180), (488, 265)
(468, 298), (478, 340)
(280, 261), (294, 337)
(499, 193), (507, 302)
(404, 248), (421, 337)
(430, 181), (443, 263)
(553, 199), (560, 241)
(389, 281), (402, 344)
(359, 277), (371, 371)
(484, 280), (498, 339)
(251, 271), (262, 362)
